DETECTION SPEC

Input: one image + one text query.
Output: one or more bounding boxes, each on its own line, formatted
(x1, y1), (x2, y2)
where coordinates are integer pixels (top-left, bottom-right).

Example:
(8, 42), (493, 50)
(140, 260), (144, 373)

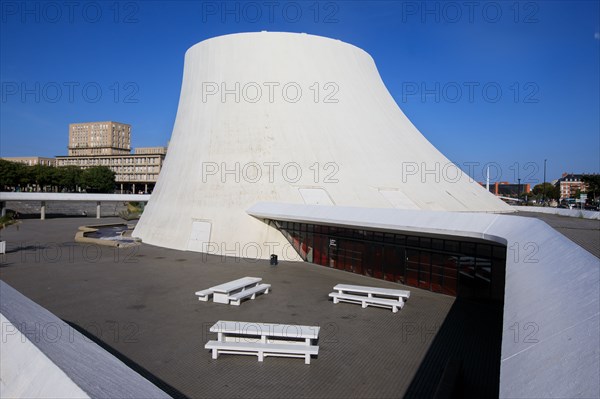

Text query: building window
(275, 222), (506, 301)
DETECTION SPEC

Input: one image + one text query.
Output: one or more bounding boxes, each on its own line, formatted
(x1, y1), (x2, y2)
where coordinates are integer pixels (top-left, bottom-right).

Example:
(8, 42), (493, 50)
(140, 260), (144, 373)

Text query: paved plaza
(517, 211), (600, 258)
(0, 216), (511, 398)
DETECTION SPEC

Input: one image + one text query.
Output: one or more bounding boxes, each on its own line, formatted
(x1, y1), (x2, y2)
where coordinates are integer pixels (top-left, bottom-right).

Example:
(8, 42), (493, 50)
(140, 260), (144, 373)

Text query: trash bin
(270, 254), (278, 266)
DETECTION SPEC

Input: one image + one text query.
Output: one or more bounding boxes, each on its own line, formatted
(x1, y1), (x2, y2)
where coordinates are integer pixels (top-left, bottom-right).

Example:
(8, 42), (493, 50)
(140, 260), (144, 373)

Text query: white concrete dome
(133, 32), (511, 257)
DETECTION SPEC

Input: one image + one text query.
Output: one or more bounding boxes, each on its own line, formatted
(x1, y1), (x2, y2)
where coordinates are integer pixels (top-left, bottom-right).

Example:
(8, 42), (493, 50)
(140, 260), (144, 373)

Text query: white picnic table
(211, 320), (320, 344)
(333, 284), (410, 301)
(330, 284), (410, 313)
(210, 277), (262, 304)
(206, 320), (320, 364)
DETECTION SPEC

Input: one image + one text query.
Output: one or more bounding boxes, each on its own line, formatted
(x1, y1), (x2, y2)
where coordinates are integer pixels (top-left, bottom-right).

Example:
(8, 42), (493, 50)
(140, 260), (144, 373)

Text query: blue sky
(1, 0), (598, 184)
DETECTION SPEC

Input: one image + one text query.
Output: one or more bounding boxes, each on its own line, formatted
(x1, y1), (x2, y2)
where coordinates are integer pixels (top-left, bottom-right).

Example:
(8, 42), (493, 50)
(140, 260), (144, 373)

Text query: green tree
(582, 175), (600, 200)
(531, 182), (560, 200)
(81, 166), (116, 193)
(56, 166), (83, 192)
(31, 164), (56, 191)
(0, 159), (27, 189)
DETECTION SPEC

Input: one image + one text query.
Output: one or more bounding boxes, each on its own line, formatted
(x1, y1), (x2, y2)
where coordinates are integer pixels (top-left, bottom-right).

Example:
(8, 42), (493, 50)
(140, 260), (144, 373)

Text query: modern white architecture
(133, 32), (511, 257)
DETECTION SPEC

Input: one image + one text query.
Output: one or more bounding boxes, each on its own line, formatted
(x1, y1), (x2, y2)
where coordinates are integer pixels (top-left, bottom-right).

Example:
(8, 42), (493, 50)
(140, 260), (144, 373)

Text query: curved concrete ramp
(0, 281), (170, 399)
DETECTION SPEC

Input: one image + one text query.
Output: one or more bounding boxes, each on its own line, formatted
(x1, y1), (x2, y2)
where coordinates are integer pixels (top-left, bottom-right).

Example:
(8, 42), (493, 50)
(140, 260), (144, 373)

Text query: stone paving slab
(0, 217), (455, 398)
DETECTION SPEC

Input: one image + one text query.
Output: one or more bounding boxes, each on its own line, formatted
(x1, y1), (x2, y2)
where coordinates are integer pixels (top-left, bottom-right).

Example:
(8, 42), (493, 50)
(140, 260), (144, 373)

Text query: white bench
(329, 284), (410, 313)
(195, 277), (265, 305)
(195, 289), (214, 302)
(205, 341), (319, 363)
(329, 292), (404, 313)
(205, 321), (320, 364)
(211, 277), (262, 304)
(228, 284), (271, 306)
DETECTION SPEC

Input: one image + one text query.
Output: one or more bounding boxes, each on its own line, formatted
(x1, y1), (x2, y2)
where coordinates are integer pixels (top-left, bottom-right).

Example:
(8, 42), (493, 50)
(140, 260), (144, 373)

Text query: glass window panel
(418, 251), (431, 290)
(445, 240), (459, 253)
(461, 242), (476, 257)
(430, 253), (444, 293)
(382, 245), (398, 282)
(407, 236), (419, 248)
(477, 244), (492, 258)
(371, 244), (384, 278)
(442, 273), (457, 296)
(493, 245), (506, 260)
(395, 235), (406, 246)
(432, 239), (444, 251)
(405, 249), (419, 287)
(458, 255), (476, 297)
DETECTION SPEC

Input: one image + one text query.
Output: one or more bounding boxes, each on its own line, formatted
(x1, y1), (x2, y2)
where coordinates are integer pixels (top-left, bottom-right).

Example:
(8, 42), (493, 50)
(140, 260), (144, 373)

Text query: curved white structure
(134, 32), (511, 257)
(247, 202), (600, 398)
(0, 281), (169, 399)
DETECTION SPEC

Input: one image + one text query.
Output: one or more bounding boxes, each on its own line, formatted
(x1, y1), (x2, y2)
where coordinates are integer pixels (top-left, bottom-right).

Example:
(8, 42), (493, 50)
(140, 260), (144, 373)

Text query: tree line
(528, 176), (600, 204)
(0, 160), (116, 193)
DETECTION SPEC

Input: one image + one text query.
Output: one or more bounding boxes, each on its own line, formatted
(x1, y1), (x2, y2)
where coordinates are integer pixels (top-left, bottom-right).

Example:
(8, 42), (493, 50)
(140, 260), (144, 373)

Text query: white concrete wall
(0, 314), (89, 398)
(512, 205), (600, 220)
(247, 202), (600, 398)
(0, 281), (170, 399)
(134, 32), (512, 258)
(0, 315), (90, 399)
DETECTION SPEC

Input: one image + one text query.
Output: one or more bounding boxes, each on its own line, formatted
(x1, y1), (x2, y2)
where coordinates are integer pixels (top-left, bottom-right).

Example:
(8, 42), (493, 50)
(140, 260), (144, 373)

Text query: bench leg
(333, 297), (339, 304)
(231, 300), (240, 306)
(212, 349), (218, 359)
(258, 351), (264, 362)
(265, 288), (269, 294)
(392, 306), (398, 313)
(305, 354), (311, 365)
(251, 293), (256, 300)
(361, 301), (367, 309)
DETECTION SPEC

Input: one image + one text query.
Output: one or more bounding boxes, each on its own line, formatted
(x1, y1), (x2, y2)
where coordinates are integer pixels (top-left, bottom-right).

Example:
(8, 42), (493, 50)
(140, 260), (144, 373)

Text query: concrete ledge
(512, 205), (600, 220)
(1, 314), (90, 398)
(0, 192), (151, 202)
(74, 224), (140, 248)
(0, 281), (170, 399)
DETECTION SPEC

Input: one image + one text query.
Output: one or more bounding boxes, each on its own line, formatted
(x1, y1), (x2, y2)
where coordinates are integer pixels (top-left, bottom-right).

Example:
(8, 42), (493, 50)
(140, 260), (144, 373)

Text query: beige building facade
(69, 121), (131, 156)
(5, 122), (166, 193)
(134, 146), (167, 155)
(61, 121), (166, 192)
(557, 173), (589, 200)
(56, 147), (166, 193)
(1, 156), (56, 166)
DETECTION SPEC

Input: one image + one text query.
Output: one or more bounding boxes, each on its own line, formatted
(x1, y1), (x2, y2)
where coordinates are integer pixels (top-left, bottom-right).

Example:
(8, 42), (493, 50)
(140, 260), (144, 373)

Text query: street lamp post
(518, 178), (521, 204)
(543, 159), (547, 205)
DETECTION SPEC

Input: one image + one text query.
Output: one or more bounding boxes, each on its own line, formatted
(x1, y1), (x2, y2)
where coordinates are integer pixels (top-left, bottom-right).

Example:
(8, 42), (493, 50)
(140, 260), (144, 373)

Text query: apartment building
(557, 173), (588, 199)
(1, 157), (56, 167)
(68, 121), (131, 156)
(56, 146), (166, 193)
